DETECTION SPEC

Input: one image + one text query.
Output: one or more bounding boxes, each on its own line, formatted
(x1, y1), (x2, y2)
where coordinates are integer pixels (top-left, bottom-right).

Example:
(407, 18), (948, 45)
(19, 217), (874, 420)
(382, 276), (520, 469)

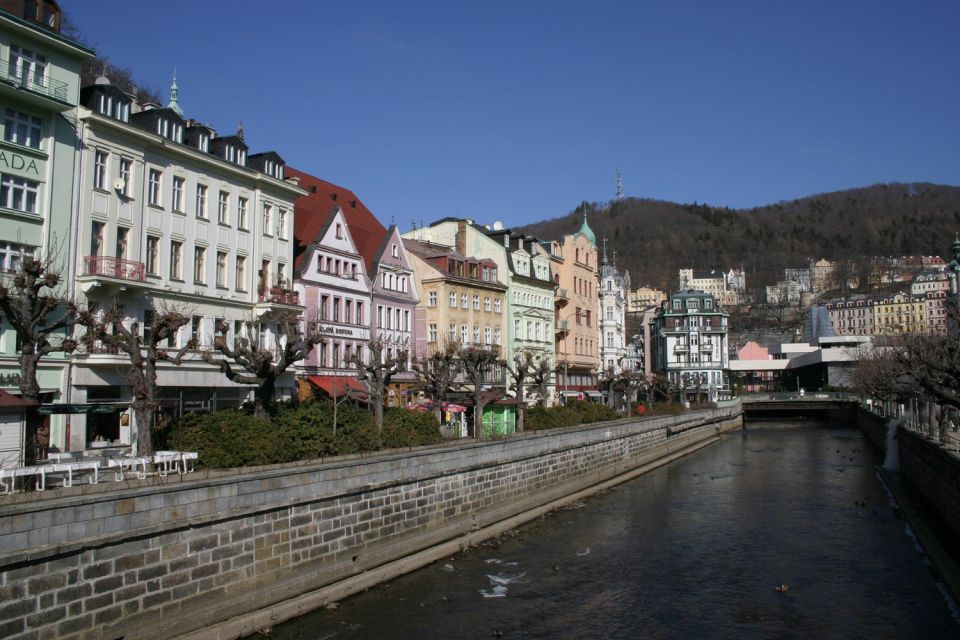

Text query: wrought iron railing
(0, 59), (69, 103)
(258, 287), (300, 305)
(83, 256), (146, 282)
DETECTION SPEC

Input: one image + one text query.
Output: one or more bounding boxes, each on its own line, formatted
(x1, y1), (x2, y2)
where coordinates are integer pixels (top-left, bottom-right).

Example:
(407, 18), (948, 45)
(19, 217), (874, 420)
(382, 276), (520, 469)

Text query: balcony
(0, 60), (70, 107)
(555, 320), (570, 336)
(83, 256), (146, 282)
(673, 344), (689, 353)
(555, 288), (569, 307)
(258, 287), (299, 305)
(255, 286), (302, 318)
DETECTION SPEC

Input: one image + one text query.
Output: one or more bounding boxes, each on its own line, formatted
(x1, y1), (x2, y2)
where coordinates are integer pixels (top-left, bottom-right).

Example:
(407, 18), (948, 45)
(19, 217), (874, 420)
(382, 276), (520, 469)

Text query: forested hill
(518, 183), (960, 294)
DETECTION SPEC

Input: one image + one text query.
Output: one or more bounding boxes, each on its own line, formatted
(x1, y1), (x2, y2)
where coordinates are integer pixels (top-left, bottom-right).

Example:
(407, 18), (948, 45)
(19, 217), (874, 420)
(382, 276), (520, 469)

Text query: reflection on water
(266, 420), (959, 639)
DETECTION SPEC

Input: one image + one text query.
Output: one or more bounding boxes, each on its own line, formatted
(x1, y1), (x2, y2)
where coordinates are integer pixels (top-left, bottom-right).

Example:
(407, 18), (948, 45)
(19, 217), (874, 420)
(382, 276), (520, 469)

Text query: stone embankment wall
(0, 406), (741, 640)
(857, 409), (960, 537)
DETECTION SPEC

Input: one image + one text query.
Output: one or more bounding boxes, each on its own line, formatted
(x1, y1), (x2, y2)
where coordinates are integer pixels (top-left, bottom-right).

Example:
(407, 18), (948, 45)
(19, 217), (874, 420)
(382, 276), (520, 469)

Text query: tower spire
(602, 235), (609, 265)
(166, 69), (183, 117)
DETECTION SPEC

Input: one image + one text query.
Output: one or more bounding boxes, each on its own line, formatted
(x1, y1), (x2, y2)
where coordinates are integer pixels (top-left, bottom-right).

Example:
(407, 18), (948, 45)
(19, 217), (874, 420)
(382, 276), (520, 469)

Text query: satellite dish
(493, 221), (503, 230)
(113, 178), (126, 192)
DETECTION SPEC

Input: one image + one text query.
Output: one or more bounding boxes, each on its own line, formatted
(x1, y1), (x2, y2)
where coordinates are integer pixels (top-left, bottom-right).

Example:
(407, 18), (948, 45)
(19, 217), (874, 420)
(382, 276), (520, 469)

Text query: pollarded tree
(0, 255), (82, 404)
(459, 344), (506, 439)
(0, 253), (86, 463)
(203, 313), (322, 419)
(411, 342), (462, 425)
(349, 338), (408, 443)
(82, 303), (193, 455)
(503, 350), (552, 430)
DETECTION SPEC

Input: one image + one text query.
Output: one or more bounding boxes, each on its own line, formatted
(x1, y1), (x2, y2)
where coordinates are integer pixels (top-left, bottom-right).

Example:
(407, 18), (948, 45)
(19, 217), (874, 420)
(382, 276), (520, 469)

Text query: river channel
(264, 418), (959, 639)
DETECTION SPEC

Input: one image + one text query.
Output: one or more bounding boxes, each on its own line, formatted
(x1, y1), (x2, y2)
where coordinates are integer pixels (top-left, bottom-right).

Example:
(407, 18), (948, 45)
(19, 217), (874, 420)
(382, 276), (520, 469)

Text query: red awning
(306, 376), (367, 398)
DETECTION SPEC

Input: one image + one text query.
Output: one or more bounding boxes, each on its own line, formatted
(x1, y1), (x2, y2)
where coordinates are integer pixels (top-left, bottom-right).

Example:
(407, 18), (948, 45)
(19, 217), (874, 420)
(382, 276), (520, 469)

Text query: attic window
(350, 200), (356, 208)
(392, 244), (398, 258)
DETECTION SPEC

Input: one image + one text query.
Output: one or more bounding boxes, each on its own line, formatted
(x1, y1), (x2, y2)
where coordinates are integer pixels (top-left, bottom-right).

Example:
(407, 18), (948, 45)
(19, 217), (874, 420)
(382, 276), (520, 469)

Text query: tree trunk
(373, 394), (385, 447)
(132, 400), (154, 457)
(516, 404), (525, 433)
(19, 352), (42, 463)
(255, 375), (276, 419)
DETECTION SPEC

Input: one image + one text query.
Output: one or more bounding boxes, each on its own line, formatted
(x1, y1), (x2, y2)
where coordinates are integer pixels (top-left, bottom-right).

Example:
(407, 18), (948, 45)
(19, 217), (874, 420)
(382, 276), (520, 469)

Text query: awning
(307, 376), (367, 398)
(38, 402), (127, 415)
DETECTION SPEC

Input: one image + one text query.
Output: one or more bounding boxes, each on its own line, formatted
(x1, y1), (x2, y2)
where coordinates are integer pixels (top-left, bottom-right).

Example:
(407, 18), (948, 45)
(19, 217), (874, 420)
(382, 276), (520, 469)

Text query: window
(377, 305), (383, 328)
(473, 295), (480, 310)
(196, 184), (208, 219)
(170, 241), (183, 279)
(461, 294), (468, 309)
(171, 176), (184, 212)
(216, 251), (227, 287)
(146, 235), (159, 275)
(90, 221), (104, 257)
(235, 255), (246, 290)
(278, 209), (287, 239)
(356, 301), (364, 325)
(429, 324), (438, 343)
(8, 45), (46, 88)
(218, 191), (229, 224)
(344, 299), (353, 324)
(484, 327), (492, 344)
(449, 324), (457, 341)
(118, 158), (132, 196)
(335, 223), (343, 239)
(0, 175), (38, 213)
(4, 109), (42, 148)
(428, 291), (437, 307)
(93, 150), (108, 190)
(116, 227), (128, 259)
(193, 246), (206, 283)
(607, 332), (613, 348)
(494, 328), (502, 345)
(191, 316), (202, 346)
(449, 292), (457, 308)
(473, 326), (480, 343)
(332, 297), (341, 322)
(515, 318), (521, 338)
(148, 170), (162, 206)
(392, 244), (398, 258)
(494, 298), (501, 313)
(263, 205), (273, 235)
(238, 197), (248, 230)
(460, 324), (468, 344)
(484, 297), (491, 311)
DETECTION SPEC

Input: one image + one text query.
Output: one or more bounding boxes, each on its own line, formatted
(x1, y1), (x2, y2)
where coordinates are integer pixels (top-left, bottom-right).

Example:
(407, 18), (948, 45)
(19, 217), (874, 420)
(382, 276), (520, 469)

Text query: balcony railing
(555, 320), (570, 335)
(83, 256), (146, 282)
(0, 60), (69, 103)
(258, 287), (300, 305)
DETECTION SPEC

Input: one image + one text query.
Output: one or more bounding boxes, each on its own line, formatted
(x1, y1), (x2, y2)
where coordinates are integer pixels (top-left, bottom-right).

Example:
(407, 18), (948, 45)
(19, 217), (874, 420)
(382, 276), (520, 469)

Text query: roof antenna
(615, 169), (623, 201)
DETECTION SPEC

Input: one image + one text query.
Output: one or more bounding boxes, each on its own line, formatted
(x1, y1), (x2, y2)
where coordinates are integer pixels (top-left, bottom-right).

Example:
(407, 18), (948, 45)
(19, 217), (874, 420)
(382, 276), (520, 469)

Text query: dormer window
(156, 118), (182, 142)
(197, 133), (209, 152)
(225, 145), (235, 162)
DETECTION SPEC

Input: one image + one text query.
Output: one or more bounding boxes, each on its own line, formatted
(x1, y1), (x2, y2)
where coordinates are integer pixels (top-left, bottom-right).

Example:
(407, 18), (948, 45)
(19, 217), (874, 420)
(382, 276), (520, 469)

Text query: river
(263, 418), (959, 639)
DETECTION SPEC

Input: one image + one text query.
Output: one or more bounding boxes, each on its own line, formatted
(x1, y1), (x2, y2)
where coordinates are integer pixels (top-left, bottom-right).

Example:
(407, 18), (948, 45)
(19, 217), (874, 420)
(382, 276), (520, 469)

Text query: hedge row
(525, 400), (621, 431)
(162, 401), (441, 469)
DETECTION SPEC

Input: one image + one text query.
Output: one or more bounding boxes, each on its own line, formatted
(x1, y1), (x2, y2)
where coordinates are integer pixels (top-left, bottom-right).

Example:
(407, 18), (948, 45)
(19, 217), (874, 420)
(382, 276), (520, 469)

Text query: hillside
(519, 183), (960, 294)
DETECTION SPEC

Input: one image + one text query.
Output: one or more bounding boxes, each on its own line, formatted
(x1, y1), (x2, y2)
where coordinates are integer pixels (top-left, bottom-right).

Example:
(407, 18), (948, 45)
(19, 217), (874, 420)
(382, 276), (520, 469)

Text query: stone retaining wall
(0, 406), (741, 640)
(857, 409), (960, 538)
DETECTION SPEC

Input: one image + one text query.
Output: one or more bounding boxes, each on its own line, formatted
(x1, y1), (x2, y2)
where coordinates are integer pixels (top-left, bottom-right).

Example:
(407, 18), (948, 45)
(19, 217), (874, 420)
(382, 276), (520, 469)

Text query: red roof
(286, 167), (387, 274)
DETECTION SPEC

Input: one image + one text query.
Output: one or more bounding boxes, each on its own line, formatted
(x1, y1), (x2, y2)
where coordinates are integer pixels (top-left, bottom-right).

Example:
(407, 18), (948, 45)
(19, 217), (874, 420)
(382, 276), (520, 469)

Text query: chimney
(455, 220), (467, 255)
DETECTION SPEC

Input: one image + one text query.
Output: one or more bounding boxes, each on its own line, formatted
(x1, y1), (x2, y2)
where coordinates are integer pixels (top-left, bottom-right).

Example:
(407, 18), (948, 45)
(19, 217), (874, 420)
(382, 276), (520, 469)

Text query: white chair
(105, 456), (151, 480)
(153, 451), (198, 475)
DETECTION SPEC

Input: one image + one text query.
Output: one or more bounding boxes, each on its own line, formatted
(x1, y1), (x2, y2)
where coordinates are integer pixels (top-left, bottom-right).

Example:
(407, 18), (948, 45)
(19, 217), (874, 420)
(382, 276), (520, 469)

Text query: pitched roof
(286, 167), (386, 273)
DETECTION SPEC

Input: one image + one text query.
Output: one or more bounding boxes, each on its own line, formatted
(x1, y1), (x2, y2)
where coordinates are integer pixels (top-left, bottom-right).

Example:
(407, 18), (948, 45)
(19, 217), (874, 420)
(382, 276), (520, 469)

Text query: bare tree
(411, 342), (462, 424)
(81, 303), (193, 455)
(458, 345), (505, 439)
(531, 358), (555, 407)
(0, 254), (83, 461)
(203, 314), (321, 419)
(349, 338), (408, 443)
(503, 350), (541, 431)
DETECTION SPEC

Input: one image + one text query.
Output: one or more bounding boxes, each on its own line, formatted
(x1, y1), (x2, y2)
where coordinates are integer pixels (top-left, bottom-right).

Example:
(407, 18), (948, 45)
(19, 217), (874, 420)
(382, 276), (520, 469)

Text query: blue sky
(67, 0), (960, 228)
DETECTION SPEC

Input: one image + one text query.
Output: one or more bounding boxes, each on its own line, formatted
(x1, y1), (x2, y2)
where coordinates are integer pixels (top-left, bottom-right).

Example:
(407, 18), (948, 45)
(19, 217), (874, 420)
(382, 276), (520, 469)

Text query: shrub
(381, 408), (442, 448)
(167, 410), (284, 468)
(525, 401), (618, 431)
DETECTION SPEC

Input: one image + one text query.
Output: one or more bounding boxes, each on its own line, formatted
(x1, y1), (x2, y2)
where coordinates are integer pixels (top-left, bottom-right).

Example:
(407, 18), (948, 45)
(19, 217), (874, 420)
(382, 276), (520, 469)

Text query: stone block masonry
(0, 406), (741, 640)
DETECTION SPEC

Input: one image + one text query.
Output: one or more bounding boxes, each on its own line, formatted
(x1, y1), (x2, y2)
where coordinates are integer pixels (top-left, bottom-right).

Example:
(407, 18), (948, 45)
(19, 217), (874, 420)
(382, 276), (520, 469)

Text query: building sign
(0, 149), (43, 179)
(319, 325), (367, 339)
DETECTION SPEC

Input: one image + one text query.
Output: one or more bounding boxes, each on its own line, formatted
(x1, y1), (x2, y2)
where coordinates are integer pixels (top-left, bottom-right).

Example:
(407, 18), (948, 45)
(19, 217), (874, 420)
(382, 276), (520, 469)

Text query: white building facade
(66, 76), (304, 451)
